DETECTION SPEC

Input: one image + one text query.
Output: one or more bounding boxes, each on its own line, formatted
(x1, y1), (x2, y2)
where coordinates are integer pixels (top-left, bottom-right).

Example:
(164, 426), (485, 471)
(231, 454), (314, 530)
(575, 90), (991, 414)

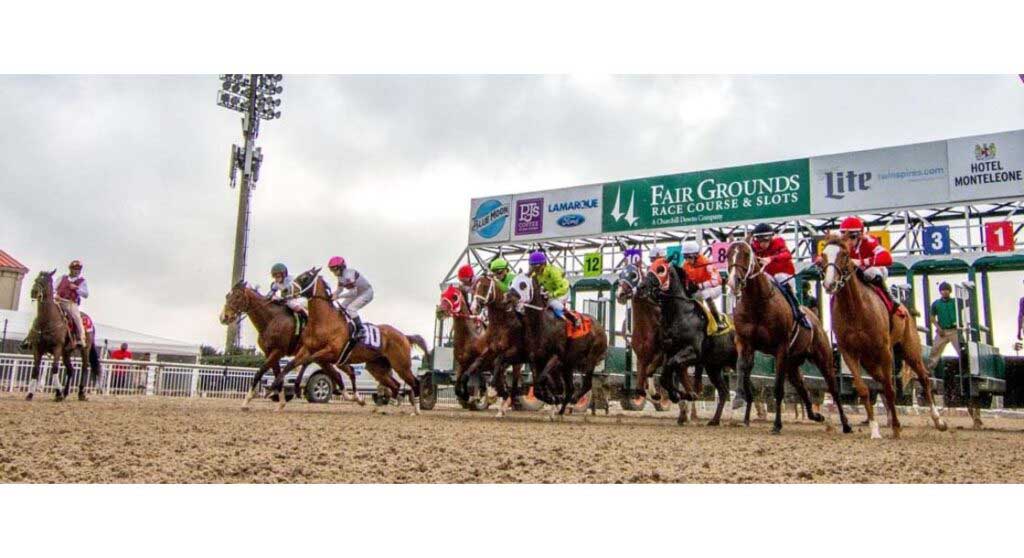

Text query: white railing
(0, 353), (260, 399)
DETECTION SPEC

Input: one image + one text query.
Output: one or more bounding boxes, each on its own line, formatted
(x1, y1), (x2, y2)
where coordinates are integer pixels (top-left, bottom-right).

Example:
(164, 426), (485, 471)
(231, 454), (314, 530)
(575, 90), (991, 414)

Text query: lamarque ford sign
(467, 128), (1024, 244)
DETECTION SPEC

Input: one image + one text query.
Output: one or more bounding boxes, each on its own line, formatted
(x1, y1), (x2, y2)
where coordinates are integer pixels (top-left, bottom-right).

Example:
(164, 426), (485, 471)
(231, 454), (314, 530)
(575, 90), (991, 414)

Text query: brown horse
(819, 234), (947, 438)
(220, 281), (364, 409)
(24, 270), (99, 401)
(507, 273), (607, 419)
(275, 269), (429, 413)
(459, 274), (531, 417)
(726, 241), (850, 433)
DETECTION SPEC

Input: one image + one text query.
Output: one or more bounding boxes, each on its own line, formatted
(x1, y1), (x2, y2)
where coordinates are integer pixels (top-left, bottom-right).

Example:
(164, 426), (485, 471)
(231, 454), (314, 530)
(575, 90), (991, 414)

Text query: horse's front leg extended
(665, 346), (698, 400)
(735, 345), (755, 426)
(244, 349), (281, 409)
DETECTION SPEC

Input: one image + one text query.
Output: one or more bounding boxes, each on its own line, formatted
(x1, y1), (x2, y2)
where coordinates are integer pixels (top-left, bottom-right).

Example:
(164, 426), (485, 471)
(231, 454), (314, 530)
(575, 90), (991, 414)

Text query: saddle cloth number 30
(362, 324), (382, 350)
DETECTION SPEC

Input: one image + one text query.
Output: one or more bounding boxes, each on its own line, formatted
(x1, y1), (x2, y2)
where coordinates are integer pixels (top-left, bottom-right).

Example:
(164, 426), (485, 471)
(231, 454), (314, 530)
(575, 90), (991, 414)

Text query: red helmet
(457, 264), (474, 282)
(839, 217), (865, 233)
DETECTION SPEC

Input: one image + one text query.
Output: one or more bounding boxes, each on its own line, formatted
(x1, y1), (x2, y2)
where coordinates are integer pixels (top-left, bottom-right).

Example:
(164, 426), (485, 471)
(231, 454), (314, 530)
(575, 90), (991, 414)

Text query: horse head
(292, 266), (321, 296)
(507, 273), (541, 314)
(470, 274), (496, 314)
(616, 264), (643, 303)
(220, 279), (251, 325)
(648, 257), (681, 294)
(726, 240), (761, 293)
(439, 285), (465, 317)
(819, 233), (853, 294)
(30, 270), (56, 301)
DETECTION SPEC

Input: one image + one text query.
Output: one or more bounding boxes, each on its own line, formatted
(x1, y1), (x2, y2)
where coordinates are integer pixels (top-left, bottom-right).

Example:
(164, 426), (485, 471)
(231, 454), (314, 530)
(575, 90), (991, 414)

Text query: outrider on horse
(23, 270), (101, 401)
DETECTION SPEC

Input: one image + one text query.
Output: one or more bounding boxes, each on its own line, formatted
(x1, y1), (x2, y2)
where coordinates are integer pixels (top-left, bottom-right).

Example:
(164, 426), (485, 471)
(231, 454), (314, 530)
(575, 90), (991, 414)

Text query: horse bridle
(441, 291), (485, 323)
(727, 240), (768, 299)
(820, 243), (853, 293)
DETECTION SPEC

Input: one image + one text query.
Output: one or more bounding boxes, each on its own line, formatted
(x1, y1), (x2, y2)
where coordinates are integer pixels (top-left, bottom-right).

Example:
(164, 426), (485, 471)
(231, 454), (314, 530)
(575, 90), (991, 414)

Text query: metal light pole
(217, 74), (284, 351)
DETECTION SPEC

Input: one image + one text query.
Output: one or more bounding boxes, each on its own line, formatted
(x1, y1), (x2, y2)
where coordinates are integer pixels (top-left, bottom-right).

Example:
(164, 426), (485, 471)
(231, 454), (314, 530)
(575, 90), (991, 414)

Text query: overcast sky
(3, 75), (1024, 353)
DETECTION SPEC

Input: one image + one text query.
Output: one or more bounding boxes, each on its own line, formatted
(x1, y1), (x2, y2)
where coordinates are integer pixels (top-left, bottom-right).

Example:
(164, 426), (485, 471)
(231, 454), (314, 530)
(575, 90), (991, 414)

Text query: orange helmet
(457, 264), (474, 282)
(839, 216), (865, 233)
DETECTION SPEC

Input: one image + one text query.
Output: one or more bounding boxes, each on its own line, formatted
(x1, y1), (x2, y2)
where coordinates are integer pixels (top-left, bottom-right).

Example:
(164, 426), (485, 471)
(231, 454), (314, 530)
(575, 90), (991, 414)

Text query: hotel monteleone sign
(601, 159), (810, 233)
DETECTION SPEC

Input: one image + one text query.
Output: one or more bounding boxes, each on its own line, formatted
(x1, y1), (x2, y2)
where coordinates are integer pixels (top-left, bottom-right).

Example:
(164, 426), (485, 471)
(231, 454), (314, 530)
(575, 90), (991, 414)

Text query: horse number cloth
(565, 312), (592, 339)
(361, 324), (382, 350)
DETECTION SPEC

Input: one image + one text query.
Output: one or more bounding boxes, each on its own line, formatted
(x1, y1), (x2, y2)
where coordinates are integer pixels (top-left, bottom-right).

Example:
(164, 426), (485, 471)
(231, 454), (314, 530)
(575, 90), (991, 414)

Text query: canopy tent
(0, 308), (200, 357)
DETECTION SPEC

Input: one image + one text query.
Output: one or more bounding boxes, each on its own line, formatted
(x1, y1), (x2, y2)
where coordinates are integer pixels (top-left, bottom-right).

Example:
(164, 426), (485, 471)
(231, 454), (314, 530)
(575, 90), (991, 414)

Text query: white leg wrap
(870, 420), (882, 439)
(28, 379), (38, 394)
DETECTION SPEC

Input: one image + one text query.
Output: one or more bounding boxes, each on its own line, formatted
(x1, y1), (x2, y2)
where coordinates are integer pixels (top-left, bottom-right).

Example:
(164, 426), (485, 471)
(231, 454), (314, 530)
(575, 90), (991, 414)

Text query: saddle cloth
(58, 306), (94, 338)
(342, 313), (383, 351)
(708, 313), (733, 337)
(869, 284), (907, 318)
(565, 312), (592, 339)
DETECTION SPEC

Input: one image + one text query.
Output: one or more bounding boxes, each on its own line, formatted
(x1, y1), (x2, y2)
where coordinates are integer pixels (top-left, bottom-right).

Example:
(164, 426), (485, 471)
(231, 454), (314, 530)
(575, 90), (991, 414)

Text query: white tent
(0, 308), (200, 357)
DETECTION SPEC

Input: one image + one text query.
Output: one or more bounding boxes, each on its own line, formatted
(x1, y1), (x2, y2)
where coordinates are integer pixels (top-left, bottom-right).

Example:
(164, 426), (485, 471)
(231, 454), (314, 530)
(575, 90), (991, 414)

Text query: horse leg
(783, 362), (823, 424)
(770, 355), (787, 434)
(384, 348), (421, 416)
(492, 356), (509, 418)
(339, 364), (365, 405)
(501, 362), (522, 416)
(706, 366), (728, 426)
(61, 350), (76, 401)
(814, 348), (852, 434)
(902, 335), (949, 432)
(734, 344), (755, 426)
(841, 349), (879, 439)
(275, 348), (327, 411)
(876, 359), (901, 439)
(691, 366), (703, 421)
(50, 352), (64, 402)
(243, 350), (281, 409)
(76, 344), (89, 400)
(27, 352), (42, 400)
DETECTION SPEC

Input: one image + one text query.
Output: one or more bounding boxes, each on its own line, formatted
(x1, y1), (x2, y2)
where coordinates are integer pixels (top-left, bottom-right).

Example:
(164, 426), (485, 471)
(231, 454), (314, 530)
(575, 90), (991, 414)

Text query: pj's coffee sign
(510, 185), (603, 240)
(601, 159), (810, 233)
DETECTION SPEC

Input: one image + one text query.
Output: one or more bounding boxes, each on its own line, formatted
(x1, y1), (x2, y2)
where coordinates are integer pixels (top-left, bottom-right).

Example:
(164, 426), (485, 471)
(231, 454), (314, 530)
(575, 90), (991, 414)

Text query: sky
(3, 75), (1024, 354)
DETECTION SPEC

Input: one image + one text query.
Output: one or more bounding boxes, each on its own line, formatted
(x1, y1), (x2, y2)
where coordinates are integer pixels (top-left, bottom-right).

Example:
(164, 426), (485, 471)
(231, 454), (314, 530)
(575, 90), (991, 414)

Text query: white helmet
(649, 245), (667, 260)
(682, 240), (701, 256)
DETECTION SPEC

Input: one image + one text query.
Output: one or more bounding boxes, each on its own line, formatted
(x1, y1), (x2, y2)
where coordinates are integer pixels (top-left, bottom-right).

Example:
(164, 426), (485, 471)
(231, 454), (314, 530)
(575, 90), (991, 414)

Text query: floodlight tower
(217, 74), (284, 351)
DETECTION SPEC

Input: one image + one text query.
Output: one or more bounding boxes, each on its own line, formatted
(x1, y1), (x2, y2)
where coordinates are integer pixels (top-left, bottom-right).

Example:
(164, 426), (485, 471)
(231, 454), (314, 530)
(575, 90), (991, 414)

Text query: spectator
(927, 282), (962, 371)
(111, 342), (132, 360)
(110, 343), (132, 391)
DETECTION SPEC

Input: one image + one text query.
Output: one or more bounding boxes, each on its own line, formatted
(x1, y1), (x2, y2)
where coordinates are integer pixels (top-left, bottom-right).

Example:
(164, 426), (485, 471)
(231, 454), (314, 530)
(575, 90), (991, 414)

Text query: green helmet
(271, 263), (287, 275)
(489, 258), (509, 272)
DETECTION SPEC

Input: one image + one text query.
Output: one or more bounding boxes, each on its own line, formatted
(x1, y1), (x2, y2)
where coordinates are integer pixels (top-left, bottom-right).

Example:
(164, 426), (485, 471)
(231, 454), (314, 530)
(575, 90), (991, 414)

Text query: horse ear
(49, 269), (57, 276)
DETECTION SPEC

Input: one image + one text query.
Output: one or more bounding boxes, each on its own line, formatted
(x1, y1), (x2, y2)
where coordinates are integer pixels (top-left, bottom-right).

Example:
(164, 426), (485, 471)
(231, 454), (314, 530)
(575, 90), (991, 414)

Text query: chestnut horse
(819, 234), (947, 438)
(616, 264), (683, 414)
(24, 270), (100, 401)
(459, 274), (533, 417)
(438, 285), (499, 412)
(220, 281), (364, 409)
(275, 269), (429, 413)
(726, 241), (851, 433)
(507, 274), (607, 419)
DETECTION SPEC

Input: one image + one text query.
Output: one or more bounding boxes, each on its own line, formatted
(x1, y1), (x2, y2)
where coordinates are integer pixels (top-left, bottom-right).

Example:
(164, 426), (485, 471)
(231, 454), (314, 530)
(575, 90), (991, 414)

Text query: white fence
(0, 352), (260, 399)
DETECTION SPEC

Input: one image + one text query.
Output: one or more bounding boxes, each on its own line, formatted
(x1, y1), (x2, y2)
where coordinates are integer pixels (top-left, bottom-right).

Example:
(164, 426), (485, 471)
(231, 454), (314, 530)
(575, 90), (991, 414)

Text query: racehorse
(220, 280), (364, 409)
(819, 234), (947, 438)
(507, 274), (607, 419)
(616, 264), (684, 414)
(438, 285), (496, 411)
(275, 268), (429, 413)
(726, 241), (851, 434)
(458, 274), (531, 417)
(639, 259), (733, 426)
(24, 270), (100, 401)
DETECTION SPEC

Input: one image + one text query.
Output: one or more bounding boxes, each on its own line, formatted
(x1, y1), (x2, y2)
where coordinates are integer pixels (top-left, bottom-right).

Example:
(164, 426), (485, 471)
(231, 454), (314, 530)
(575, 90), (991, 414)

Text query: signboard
(922, 225), (951, 255)
(665, 245), (682, 265)
(710, 241), (731, 265)
(948, 129), (1024, 202)
(582, 252), (603, 277)
(869, 229), (891, 251)
(468, 196), (511, 244)
(810, 141), (948, 215)
(984, 221), (1014, 252)
(511, 185), (603, 241)
(602, 159), (810, 234)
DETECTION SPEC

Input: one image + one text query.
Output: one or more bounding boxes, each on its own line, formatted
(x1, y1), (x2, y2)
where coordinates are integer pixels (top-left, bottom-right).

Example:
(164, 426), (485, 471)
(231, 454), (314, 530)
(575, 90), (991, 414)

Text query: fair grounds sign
(452, 128), (1024, 284)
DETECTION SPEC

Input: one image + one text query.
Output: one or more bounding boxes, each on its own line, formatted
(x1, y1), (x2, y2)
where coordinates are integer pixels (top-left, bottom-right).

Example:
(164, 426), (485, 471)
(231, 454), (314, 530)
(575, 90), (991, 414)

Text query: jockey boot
(782, 283), (813, 329)
(870, 276), (900, 310)
(706, 299), (726, 331)
(352, 316), (366, 341)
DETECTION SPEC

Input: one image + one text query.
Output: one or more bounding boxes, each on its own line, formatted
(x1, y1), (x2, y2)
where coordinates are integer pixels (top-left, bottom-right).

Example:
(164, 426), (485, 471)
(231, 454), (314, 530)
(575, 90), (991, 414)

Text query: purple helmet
(528, 251), (548, 266)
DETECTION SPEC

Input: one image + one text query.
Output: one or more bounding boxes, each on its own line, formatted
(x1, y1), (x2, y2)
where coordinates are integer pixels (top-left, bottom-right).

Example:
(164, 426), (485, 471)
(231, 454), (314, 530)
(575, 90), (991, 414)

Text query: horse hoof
(78, 393), (88, 402)
(706, 420), (720, 427)
(937, 421), (949, 432)
(771, 426), (782, 435)
(810, 412), (825, 423)
(240, 406), (251, 412)
(25, 393), (33, 401)
(842, 424), (853, 434)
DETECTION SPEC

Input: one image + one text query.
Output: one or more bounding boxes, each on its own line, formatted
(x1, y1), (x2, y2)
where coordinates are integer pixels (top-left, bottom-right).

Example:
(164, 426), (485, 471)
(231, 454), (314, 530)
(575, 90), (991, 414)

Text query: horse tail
(406, 334), (431, 357)
(89, 343), (102, 381)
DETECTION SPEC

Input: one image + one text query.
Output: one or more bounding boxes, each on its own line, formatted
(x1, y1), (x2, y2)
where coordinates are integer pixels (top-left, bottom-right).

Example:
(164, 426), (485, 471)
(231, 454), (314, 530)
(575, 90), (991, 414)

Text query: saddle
(57, 305), (93, 342)
(336, 309), (383, 365)
(565, 311), (592, 339)
(707, 312), (733, 337)
(854, 269), (906, 318)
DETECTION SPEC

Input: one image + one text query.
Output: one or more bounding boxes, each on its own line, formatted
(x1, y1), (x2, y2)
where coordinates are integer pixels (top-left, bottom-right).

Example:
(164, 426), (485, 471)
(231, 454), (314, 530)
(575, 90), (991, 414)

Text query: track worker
(328, 256), (373, 341)
(927, 282), (962, 371)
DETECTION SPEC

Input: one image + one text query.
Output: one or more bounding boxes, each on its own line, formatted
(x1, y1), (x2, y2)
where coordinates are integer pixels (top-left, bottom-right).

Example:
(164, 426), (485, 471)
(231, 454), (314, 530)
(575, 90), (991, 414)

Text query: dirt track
(1, 394), (1023, 483)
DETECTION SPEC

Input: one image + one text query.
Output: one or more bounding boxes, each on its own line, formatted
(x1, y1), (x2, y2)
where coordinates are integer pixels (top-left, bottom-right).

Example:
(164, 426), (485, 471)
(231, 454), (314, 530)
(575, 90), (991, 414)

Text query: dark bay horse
(507, 273), (607, 419)
(819, 234), (947, 438)
(640, 259), (732, 426)
(616, 264), (679, 413)
(25, 270), (99, 401)
(276, 269), (429, 413)
(726, 241), (850, 434)
(220, 281), (364, 409)
(459, 274), (533, 417)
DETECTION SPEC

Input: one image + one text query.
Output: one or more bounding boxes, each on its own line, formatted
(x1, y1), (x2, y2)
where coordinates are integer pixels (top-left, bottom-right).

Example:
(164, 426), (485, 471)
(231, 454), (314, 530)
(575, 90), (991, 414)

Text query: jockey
(489, 258), (514, 293)
(267, 263), (307, 316)
(56, 259), (89, 347)
(751, 223), (811, 329)
(680, 241), (725, 331)
(328, 256), (373, 340)
(838, 216), (898, 309)
(457, 264), (475, 299)
(528, 251), (580, 328)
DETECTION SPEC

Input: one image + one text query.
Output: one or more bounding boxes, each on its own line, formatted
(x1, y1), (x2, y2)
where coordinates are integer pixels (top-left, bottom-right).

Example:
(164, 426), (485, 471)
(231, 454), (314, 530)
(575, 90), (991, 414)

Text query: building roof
(0, 308), (200, 357)
(0, 249), (28, 273)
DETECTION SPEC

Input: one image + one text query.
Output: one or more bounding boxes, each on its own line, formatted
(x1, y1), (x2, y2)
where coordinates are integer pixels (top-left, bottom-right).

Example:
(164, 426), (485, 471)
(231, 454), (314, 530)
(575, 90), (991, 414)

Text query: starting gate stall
(429, 127), (1024, 412)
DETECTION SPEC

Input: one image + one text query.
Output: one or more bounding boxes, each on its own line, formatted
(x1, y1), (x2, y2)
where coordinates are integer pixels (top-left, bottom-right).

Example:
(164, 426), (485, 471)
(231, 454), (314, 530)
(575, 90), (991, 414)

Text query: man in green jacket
(927, 281), (962, 371)
(528, 251), (580, 328)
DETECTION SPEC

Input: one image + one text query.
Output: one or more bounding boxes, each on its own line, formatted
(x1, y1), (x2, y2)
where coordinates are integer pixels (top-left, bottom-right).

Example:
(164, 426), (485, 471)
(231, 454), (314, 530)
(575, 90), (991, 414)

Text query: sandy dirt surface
(1, 394), (1023, 483)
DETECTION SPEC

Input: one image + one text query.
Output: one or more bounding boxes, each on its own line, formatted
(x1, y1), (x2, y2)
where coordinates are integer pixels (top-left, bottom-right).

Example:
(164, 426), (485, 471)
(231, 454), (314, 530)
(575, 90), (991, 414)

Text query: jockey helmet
(681, 240), (700, 257)
(839, 216), (865, 233)
(489, 258), (509, 272)
(328, 256), (345, 269)
(457, 264), (474, 282)
(528, 251), (548, 266)
(69, 259), (82, 269)
(271, 263), (287, 276)
(752, 223), (773, 238)
(649, 245), (666, 261)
